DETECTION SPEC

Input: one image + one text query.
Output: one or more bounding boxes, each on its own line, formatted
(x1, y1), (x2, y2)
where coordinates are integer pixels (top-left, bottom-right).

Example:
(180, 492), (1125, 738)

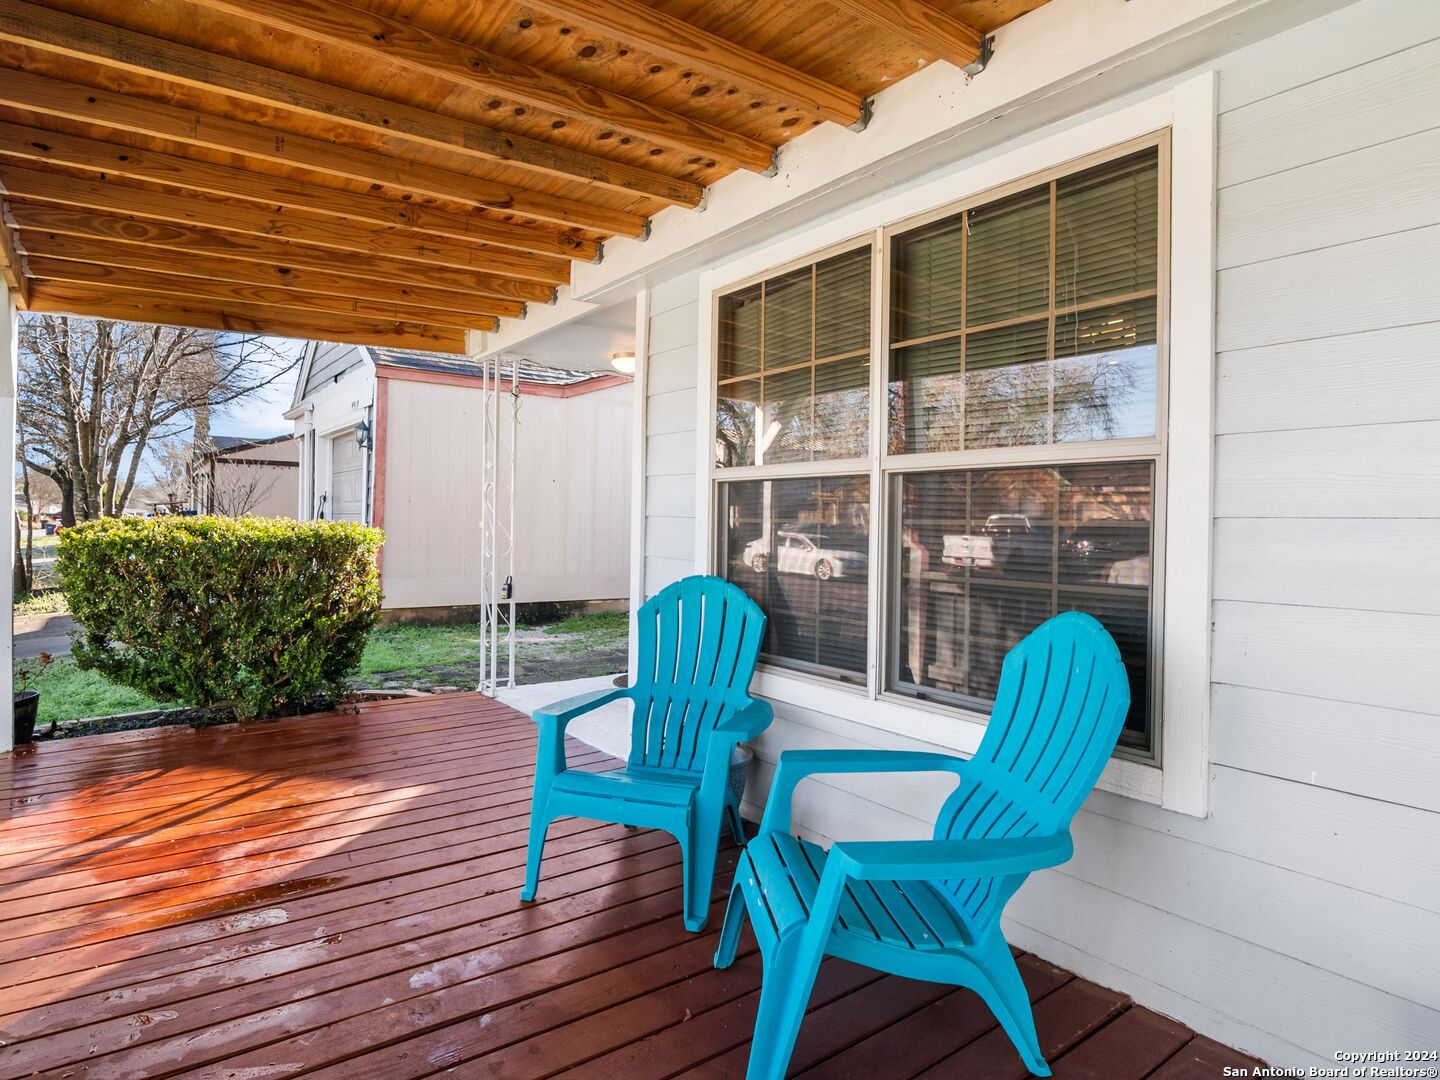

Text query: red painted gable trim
(373, 363), (630, 398)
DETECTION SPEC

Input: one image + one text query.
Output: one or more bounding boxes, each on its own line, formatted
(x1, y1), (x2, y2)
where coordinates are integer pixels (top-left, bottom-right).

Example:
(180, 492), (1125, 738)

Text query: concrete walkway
(14, 614), (76, 658)
(497, 674), (629, 758)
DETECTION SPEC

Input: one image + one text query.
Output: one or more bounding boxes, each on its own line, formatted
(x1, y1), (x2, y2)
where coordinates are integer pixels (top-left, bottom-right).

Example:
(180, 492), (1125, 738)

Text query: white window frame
(693, 73), (1216, 817)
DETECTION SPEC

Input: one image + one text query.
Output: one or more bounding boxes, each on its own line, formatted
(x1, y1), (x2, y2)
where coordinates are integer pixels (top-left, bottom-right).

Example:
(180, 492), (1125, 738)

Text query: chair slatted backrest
(630, 576), (767, 775)
(933, 612), (1131, 929)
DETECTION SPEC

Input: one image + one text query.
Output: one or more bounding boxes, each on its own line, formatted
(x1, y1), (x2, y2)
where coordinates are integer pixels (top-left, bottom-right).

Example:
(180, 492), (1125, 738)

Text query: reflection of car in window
(1060, 524), (1151, 583)
(742, 528), (868, 580)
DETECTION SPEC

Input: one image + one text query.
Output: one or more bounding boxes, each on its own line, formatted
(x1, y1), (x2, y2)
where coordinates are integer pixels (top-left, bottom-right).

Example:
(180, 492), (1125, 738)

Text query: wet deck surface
(0, 692), (1264, 1078)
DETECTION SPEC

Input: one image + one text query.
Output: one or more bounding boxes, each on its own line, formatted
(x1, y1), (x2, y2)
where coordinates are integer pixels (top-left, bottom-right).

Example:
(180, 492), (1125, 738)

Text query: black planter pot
(13, 690), (39, 745)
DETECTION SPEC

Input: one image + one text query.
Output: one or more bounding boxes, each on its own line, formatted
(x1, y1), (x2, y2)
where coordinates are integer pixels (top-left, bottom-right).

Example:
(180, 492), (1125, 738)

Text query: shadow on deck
(0, 693), (1262, 1077)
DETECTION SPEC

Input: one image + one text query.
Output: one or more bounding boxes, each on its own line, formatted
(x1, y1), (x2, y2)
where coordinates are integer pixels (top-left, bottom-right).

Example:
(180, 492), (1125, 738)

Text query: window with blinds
(716, 246), (871, 467)
(888, 148), (1160, 454)
(717, 475), (870, 678)
(710, 137), (1166, 753)
(891, 462), (1156, 750)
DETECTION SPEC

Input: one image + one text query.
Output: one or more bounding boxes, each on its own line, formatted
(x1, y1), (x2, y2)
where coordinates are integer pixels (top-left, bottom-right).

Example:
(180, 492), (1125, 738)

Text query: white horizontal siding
(1213, 517), (1440, 614)
(1213, 422), (1440, 518)
(1217, 125), (1440, 269)
(1215, 225), (1440, 353)
(1217, 35), (1440, 188)
(1216, 322), (1440, 434)
(1211, 684), (1440, 814)
(641, 274), (700, 599)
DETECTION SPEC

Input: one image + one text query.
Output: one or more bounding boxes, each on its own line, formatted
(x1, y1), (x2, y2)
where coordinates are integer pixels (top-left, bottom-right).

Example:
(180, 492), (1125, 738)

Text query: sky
(134, 335), (303, 485)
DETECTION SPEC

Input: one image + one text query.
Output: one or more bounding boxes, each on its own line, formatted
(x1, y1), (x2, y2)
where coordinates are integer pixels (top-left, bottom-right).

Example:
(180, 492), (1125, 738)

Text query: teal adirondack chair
(521, 575), (774, 932)
(715, 611), (1130, 1079)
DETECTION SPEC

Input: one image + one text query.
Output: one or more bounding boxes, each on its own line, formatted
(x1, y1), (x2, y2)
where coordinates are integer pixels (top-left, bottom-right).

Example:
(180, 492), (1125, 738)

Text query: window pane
(964, 319), (1050, 448)
(763, 266), (813, 369)
(1056, 149), (1159, 307)
(1053, 298), (1157, 441)
(892, 461), (1154, 751)
(720, 476), (870, 678)
(891, 217), (964, 341)
(966, 187), (1050, 326)
(716, 379), (760, 467)
(815, 248), (871, 358)
(716, 245), (872, 467)
(718, 284), (761, 379)
(761, 366), (813, 465)
(814, 355), (871, 460)
(888, 145), (1161, 453)
(889, 337), (963, 454)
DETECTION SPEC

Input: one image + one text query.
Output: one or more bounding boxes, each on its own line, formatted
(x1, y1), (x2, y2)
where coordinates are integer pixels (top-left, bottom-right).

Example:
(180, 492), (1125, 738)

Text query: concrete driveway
(15, 614), (75, 658)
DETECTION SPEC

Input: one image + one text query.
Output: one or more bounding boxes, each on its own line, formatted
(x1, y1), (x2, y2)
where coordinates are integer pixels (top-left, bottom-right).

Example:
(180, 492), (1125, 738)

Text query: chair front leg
(744, 861), (845, 1080)
(974, 927), (1050, 1076)
(713, 877), (747, 969)
(684, 802), (721, 932)
(520, 784), (552, 903)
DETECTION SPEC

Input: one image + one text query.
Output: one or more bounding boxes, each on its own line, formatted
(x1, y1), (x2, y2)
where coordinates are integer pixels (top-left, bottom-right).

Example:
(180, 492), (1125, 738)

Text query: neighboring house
(287, 344), (632, 618)
(188, 434), (299, 519)
(474, 0), (1440, 1065)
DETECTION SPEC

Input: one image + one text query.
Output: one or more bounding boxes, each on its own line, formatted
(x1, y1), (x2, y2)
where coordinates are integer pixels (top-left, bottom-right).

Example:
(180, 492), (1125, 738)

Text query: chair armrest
(712, 697), (774, 742)
(532, 687), (629, 778)
(830, 832), (1073, 881)
(759, 749), (969, 836)
(533, 687), (629, 733)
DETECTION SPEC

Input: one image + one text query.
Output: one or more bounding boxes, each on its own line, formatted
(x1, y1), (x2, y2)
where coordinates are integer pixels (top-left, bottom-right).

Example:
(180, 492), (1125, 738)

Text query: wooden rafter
(26, 282), (471, 351)
(0, 166), (572, 284)
(7, 203), (558, 301)
(0, 67), (647, 237)
(30, 235), (528, 319)
(0, 121), (601, 261)
(25, 257), (500, 331)
(823, 0), (985, 69)
(0, 198), (27, 306)
(0, 0), (704, 206)
(522, 0), (864, 125)
(185, 0), (776, 174)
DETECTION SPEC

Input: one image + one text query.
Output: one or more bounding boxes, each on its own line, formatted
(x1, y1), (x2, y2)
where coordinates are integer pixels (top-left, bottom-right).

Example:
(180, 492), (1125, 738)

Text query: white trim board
(692, 74), (1218, 817)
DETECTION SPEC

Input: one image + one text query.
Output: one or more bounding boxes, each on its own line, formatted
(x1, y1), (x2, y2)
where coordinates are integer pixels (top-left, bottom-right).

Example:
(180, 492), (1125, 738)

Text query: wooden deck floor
(0, 693), (1263, 1079)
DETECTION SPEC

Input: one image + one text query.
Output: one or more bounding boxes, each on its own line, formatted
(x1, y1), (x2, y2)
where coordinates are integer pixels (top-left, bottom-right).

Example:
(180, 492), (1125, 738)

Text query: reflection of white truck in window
(942, 514), (1032, 570)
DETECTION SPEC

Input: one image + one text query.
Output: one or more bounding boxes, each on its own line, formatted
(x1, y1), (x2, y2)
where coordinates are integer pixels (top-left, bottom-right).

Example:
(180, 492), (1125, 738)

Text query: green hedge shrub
(58, 516), (383, 720)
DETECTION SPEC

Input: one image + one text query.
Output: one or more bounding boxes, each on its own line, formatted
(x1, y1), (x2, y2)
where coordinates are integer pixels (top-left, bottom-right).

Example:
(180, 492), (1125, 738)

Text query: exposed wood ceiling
(0, 0), (1049, 351)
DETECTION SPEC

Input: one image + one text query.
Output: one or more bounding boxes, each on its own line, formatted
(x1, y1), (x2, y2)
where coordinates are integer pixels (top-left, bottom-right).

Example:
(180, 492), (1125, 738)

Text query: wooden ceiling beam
(27, 234), (527, 318)
(0, 65), (646, 237)
(523, 0), (863, 125)
(187, 0), (774, 174)
(0, 69), (643, 238)
(823, 0), (985, 69)
(8, 202), (557, 302)
(26, 257), (500, 331)
(0, 0), (702, 207)
(26, 282), (471, 352)
(0, 121), (600, 261)
(0, 198), (28, 307)
(0, 164), (572, 284)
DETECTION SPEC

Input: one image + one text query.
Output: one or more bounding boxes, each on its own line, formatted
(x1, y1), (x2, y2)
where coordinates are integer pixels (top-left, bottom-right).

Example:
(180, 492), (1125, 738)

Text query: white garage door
(329, 433), (365, 522)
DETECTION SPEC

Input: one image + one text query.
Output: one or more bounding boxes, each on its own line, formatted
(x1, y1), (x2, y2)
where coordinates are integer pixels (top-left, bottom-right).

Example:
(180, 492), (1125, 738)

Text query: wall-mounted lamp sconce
(353, 419), (372, 449)
(610, 351), (636, 375)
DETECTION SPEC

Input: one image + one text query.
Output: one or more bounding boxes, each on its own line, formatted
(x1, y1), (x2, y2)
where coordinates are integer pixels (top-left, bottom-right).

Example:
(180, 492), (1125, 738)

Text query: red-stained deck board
(0, 693), (1267, 1078)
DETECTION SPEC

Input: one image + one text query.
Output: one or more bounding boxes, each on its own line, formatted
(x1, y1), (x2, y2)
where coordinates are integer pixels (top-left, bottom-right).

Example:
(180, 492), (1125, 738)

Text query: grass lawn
(20, 655), (170, 733)
(13, 611), (630, 732)
(14, 590), (70, 618)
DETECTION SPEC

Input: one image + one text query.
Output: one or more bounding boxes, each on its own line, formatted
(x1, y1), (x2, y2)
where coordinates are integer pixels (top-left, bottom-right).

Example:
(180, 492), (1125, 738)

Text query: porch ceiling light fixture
(610, 351), (636, 374)
(353, 419), (372, 448)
